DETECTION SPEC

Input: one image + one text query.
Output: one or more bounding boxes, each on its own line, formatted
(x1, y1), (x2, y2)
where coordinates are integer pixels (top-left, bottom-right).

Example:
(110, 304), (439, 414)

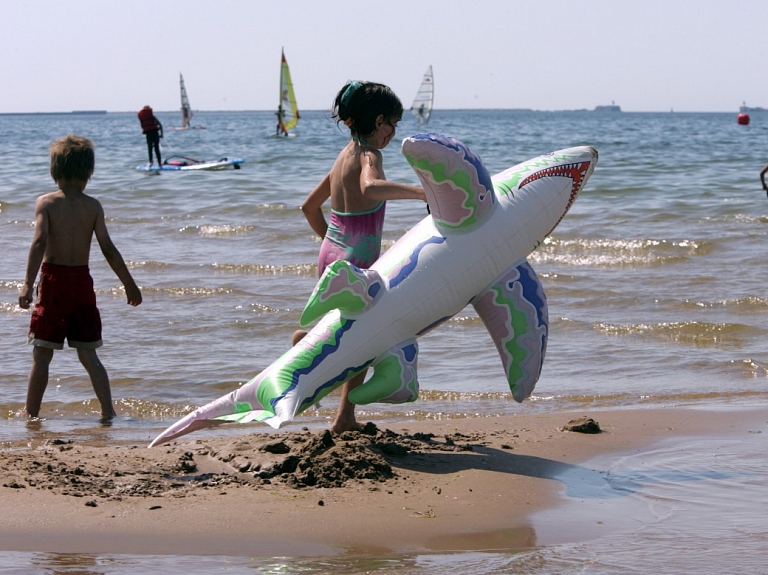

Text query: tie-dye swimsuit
(317, 202), (386, 275)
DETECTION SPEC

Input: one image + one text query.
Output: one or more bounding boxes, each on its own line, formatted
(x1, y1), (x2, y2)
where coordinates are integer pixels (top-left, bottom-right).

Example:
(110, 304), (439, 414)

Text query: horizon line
(0, 107), (754, 116)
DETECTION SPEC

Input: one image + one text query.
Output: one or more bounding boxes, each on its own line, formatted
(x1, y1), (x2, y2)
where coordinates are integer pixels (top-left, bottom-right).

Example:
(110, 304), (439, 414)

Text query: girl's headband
(340, 81), (363, 108)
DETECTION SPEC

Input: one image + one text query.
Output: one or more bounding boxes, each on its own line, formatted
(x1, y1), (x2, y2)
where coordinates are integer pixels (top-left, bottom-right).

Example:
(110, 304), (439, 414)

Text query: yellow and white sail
(276, 49), (300, 135)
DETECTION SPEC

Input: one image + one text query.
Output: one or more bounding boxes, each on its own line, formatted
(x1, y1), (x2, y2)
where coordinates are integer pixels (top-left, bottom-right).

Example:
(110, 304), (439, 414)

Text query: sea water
(1, 109), (768, 572)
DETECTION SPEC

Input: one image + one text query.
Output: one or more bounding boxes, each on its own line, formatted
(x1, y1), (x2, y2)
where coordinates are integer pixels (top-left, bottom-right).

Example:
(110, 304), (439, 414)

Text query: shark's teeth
(519, 161), (592, 235)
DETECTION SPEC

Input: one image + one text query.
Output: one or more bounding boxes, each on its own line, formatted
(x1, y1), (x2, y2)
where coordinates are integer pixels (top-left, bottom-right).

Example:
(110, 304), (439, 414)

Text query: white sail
(410, 65), (434, 125)
(180, 73), (193, 128)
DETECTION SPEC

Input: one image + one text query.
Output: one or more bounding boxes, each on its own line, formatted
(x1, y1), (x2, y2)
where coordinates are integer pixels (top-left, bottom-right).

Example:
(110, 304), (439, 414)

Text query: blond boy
(18, 135), (142, 420)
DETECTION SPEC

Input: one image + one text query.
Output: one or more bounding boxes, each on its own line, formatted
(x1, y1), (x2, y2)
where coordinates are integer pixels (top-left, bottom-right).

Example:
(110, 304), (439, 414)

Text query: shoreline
(1, 406), (766, 557)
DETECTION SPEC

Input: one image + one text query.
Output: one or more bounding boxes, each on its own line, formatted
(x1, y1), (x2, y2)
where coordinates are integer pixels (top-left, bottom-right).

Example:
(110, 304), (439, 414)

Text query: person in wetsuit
(137, 105), (163, 166)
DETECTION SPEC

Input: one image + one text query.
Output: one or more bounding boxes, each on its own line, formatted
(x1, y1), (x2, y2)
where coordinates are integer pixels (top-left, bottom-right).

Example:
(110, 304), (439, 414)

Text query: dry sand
(1, 407), (764, 557)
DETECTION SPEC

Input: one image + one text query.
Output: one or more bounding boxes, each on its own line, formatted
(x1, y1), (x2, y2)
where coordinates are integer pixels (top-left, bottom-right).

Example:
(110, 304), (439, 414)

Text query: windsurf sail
(410, 65), (434, 125)
(276, 48), (300, 136)
(180, 73), (193, 128)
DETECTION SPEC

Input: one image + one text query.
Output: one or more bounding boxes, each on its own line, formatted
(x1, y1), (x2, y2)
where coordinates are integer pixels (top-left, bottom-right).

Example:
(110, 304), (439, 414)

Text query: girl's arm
(301, 172), (331, 238)
(360, 150), (425, 201)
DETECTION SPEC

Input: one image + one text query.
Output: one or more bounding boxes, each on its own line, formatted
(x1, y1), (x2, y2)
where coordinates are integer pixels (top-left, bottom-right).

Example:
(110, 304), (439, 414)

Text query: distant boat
(169, 74), (205, 130)
(410, 65), (434, 125)
(275, 48), (300, 137)
(740, 101), (768, 113)
(593, 101), (622, 112)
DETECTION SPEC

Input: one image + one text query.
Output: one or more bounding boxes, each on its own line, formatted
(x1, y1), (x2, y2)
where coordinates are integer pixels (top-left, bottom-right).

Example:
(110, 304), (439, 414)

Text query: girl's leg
(77, 348), (115, 420)
(25, 346), (54, 417)
(292, 329), (363, 433)
(332, 370), (366, 434)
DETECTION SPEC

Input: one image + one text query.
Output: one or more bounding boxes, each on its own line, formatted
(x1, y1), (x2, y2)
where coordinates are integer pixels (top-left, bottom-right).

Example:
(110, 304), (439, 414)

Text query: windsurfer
(275, 107), (287, 136)
(138, 106), (163, 166)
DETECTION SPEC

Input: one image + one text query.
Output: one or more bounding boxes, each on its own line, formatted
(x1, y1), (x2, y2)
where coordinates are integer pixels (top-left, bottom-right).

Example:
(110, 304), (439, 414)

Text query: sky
(3, 0), (768, 114)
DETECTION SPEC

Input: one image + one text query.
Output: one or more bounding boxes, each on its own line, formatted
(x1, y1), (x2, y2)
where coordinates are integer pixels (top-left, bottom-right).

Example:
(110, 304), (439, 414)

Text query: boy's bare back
(36, 184), (103, 267)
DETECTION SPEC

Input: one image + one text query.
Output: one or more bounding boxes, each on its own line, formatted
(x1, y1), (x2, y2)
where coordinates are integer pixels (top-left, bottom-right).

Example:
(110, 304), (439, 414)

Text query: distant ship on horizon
(740, 101), (768, 113)
(593, 101), (621, 112)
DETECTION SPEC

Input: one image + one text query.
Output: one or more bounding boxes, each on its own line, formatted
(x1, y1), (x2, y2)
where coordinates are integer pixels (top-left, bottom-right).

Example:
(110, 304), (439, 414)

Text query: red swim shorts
(28, 263), (102, 350)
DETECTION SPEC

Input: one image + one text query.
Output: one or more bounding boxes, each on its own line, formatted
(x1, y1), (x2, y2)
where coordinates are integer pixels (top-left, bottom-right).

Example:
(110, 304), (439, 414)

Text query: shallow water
(1, 407), (766, 574)
(2, 109), (768, 571)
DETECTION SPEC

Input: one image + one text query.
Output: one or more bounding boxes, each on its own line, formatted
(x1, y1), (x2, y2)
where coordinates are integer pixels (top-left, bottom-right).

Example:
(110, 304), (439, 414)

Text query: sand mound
(1, 423), (487, 501)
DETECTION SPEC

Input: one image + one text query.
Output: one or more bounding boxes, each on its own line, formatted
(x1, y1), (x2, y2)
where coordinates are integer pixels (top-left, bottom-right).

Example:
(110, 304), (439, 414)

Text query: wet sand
(1, 407), (765, 557)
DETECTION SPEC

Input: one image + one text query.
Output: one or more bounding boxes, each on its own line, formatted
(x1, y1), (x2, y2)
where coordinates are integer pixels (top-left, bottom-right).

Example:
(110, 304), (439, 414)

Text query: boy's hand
(18, 284), (33, 309)
(125, 284), (142, 307)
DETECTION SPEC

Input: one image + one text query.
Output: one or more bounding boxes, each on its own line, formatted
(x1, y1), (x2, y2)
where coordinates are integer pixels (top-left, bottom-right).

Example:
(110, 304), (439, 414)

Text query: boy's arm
(761, 163), (768, 191)
(19, 198), (49, 309)
(360, 150), (425, 202)
(300, 172), (331, 239)
(93, 202), (142, 307)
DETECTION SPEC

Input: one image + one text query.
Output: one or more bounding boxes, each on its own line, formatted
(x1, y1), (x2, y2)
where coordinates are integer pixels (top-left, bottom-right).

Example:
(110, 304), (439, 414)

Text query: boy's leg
(25, 346), (54, 417)
(76, 348), (116, 420)
(332, 370), (366, 434)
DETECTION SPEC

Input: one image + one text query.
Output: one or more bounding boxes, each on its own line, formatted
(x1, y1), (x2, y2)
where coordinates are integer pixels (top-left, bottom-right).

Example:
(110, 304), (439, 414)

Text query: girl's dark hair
(50, 134), (95, 182)
(332, 81), (403, 138)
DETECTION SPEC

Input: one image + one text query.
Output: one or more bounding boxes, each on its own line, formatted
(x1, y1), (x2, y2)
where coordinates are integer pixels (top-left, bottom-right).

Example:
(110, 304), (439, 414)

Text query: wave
(594, 320), (761, 347)
(532, 237), (709, 267)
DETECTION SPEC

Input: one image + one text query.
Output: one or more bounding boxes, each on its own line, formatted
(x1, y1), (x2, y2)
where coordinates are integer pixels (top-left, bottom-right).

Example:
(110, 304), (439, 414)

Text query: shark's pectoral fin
(300, 260), (384, 327)
(472, 260), (548, 402)
(348, 340), (419, 405)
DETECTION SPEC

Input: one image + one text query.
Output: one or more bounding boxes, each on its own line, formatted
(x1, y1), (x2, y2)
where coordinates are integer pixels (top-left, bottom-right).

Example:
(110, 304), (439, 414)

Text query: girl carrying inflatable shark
(295, 80), (426, 433)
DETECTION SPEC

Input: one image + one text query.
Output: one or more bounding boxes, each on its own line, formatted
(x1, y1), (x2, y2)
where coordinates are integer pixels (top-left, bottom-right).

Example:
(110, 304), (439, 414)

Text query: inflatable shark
(150, 133), (598, 447)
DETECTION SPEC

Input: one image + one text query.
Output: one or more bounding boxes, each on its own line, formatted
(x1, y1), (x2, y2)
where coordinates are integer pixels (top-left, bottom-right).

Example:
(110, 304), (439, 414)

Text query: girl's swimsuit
(317, 202), (386, 275)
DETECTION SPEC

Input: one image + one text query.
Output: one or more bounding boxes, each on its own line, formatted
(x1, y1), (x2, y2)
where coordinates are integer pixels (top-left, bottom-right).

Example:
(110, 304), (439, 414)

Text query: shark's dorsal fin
(472, 260), (548, 402)
(300, 260), (384, 327)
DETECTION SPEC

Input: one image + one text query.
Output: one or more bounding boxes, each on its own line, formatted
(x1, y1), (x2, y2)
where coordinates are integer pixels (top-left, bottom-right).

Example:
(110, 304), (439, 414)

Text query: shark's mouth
(519, 161), (593, 234)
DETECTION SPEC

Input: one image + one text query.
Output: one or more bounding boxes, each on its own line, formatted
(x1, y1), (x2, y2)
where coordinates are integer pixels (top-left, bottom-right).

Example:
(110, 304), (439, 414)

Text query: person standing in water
(18, 135), (142, 420)
(137, 105), (163, 166)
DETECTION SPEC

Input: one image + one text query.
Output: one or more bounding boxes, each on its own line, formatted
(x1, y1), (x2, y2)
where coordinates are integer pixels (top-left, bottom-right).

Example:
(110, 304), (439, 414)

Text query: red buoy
(737, 113), (750, 125)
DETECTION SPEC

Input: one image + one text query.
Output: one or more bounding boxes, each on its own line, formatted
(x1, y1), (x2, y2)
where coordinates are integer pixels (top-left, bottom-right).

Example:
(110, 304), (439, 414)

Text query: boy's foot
(17, 407), (38, 419)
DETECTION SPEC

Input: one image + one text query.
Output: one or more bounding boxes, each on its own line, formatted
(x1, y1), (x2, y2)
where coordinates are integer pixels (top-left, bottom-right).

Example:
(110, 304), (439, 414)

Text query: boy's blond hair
(50, 134), (95, 182)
